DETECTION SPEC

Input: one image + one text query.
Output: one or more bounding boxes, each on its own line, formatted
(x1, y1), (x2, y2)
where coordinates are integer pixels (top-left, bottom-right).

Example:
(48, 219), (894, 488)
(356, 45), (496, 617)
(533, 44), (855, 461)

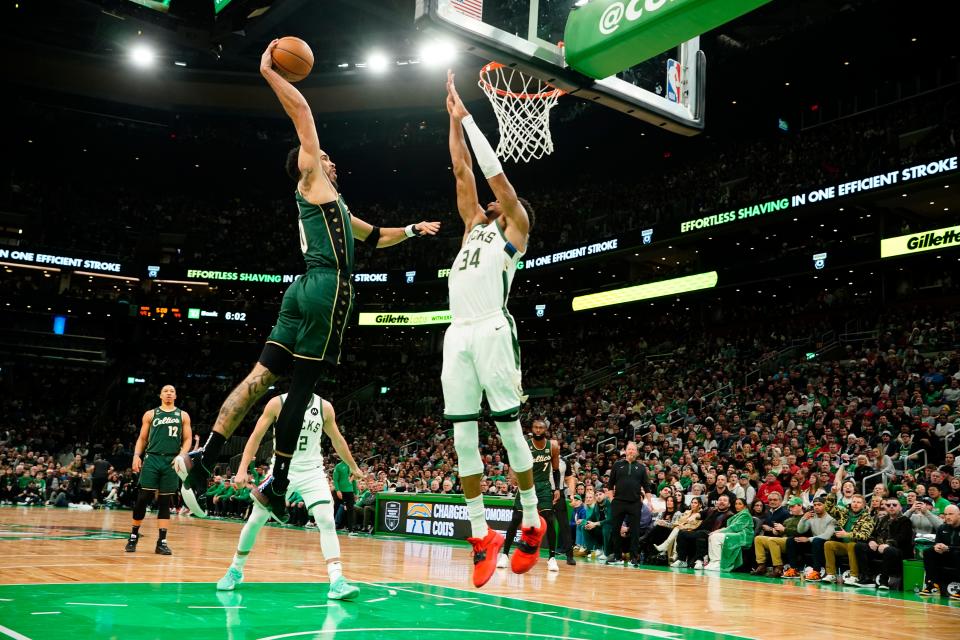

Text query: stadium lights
(366, 52), (390, 73)
(419, 40), (457, 67)
(130, 44), (156, 68)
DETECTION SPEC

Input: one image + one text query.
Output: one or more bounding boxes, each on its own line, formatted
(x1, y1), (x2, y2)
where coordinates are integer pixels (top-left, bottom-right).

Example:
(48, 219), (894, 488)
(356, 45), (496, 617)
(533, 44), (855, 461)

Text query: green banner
(564, 0), (772, 79)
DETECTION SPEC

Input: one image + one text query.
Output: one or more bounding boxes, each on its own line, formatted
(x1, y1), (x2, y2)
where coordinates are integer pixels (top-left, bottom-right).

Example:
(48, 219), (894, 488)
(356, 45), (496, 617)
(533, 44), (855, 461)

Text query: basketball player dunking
(500, 419), (578, 571)
(216, 393), (361, 601)
(444, 70), (545, 588)
(126, 385), (192, 555)
(176, 40), (440, 523)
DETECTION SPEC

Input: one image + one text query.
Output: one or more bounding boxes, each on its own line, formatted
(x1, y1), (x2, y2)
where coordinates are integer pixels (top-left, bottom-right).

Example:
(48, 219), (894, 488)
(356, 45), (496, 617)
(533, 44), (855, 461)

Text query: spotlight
(419, 40), (457, 67)
(130, 44), (156, 68)
(366, 52), (390, 73)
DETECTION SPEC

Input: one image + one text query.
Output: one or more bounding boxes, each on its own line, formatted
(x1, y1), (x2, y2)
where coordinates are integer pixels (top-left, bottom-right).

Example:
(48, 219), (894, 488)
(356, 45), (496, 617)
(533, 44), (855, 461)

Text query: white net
(478, 63), (563, 163)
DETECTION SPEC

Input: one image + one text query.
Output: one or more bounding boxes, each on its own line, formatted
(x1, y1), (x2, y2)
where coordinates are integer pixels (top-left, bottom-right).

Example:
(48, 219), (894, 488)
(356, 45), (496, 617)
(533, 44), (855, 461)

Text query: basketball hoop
(478, 62), (564, 163)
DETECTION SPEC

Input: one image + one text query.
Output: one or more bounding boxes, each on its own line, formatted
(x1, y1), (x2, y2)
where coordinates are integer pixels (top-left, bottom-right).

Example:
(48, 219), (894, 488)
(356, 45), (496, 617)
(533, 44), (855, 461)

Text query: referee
(605, 442), (651, 565)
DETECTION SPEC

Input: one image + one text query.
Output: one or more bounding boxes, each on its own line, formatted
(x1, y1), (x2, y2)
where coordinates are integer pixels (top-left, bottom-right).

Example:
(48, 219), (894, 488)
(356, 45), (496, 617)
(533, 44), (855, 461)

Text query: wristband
(404, 224), (422, 238)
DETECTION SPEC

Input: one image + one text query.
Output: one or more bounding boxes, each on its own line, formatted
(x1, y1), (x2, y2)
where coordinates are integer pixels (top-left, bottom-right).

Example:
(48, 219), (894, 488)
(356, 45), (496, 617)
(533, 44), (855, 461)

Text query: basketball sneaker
(327, 576), (360, 601)
(547, 557), (559, 572)
(496, 553), (509, 569)
(217, 567), (244, 591)
(918, 581), (940, 597)
(782, 567), (800, 579)
(174, 451), (210, 517)
(124, 533), (139, 553)
(566, 554), (576, 566)
(467, 529), (504, 588)
(155, 540), (172, 556)
(510, 516), (546, 575)
(251, 477), (289, 524)
(820, 574), (838, 583)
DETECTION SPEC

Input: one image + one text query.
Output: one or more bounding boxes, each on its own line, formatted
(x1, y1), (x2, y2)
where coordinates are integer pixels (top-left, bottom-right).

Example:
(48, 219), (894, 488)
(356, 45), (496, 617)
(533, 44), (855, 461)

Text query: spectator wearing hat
(792, 494), (837, 580)
(905, 495), (944, 534)
(751, 496), (805, 577)
(757, 472), (784, 505)
(732, 472), (756, 505)
(852, 497), (913, 589)
(822, 485), (876, 585)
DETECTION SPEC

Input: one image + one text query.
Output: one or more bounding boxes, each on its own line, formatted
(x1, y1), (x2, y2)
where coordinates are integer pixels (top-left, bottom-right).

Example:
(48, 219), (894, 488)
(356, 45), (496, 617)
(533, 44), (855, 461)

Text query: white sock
(232, 505), (269, 570)
(466, 494), (488, 539)
(328, 560), (343, 582)
(519, 487), (539, 528)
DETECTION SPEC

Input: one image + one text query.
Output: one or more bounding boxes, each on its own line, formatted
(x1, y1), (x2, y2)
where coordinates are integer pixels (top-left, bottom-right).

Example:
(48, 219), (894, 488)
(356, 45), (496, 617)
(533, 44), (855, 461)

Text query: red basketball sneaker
(510, 515), (547, 574)
(467, 529), (504, 588)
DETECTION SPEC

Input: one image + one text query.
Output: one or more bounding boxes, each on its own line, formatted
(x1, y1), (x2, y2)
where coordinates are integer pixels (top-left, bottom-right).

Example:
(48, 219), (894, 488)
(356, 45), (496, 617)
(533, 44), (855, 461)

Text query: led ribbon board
(571, 271), (718, 311)
(357, 311), (453, 326)
(880, 225), (960, 259)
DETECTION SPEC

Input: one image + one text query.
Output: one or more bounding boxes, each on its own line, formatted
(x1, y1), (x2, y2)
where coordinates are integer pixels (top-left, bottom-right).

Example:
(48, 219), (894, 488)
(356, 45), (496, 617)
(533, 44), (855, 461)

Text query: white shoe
(670, 560), (685, 568)
(821, 574), (838, 583)
(704, 561), (721, 572)
(595, 553), (606, 563)
(547, 557), (559, 572)
(694, 560), (704, 570)
(496, 553), (508, 569)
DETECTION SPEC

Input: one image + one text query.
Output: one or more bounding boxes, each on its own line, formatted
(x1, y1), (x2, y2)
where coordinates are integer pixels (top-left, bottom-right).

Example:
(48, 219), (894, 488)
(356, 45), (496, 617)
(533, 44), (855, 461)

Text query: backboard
(415, 0), (706, 135)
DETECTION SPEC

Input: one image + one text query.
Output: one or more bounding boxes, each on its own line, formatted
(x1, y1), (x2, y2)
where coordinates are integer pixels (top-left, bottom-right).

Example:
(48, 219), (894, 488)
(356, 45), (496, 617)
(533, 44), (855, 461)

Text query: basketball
(271, 36), (313, 82)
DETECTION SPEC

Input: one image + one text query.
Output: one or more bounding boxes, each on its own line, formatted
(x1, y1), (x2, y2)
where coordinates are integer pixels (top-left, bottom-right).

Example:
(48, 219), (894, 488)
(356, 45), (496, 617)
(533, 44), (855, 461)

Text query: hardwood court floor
(0, 507), (957, 640)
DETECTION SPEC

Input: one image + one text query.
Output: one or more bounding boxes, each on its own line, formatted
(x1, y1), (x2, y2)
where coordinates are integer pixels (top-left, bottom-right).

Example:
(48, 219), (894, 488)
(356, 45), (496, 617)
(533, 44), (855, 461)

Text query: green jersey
(296, 191), (355, 273)
(529, 437), (553, 497)
(146, 407), (183, 456)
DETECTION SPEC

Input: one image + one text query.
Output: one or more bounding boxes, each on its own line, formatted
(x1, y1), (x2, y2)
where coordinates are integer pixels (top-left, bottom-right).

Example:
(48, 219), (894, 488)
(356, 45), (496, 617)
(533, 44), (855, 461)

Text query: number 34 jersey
(448, 222), (524, 321)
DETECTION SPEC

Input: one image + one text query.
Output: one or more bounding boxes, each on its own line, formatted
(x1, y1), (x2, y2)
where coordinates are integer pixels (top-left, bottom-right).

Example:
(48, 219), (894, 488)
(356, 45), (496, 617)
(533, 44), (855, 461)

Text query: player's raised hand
(414, 221), (441, 236)
(446, 70), (470, 120)
(260, 39), (280, 74)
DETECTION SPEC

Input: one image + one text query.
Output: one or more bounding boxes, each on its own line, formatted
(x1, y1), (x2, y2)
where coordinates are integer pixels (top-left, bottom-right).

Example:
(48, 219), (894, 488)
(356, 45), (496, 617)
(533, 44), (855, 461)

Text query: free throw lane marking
(29, 612), (60, 616)
(364, 597), (387, 603)
(65, 602), (127, 607)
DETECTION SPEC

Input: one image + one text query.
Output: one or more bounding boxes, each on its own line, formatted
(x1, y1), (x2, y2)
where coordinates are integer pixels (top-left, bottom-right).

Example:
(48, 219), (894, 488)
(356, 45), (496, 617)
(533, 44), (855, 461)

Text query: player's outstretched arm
(447, 71), (530, 240)
(350, 216), (440, 248)
(447, 71), (484, 231)
(321, 401), (361, 478)
(259, 41), (323, 172)
(235, 397), (281, 486)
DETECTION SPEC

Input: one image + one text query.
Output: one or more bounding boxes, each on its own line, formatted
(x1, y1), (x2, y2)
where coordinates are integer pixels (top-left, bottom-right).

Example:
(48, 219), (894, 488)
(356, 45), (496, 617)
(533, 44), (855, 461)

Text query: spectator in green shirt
(333, 458), (358, 532)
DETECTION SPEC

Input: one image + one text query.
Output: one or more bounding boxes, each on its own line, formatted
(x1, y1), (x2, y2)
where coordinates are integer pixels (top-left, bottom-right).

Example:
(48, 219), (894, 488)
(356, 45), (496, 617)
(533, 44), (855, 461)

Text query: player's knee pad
(133, 489), (153, 520)
(156, 493), (171, 520)
(453, 421), (483, 477)
(496, 419), (533, 473)
(258, 342), (293, 376)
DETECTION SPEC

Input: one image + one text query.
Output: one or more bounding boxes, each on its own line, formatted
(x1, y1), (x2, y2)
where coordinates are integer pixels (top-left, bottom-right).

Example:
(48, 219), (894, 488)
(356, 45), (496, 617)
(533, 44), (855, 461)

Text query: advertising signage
(376, 493), (518, 542)
(0, 248), (122, 274)
(679, 155), (958, 234)
(357, 310), (452, 326)
(572, 271), (719, 311)
(881, 225), (960, 259)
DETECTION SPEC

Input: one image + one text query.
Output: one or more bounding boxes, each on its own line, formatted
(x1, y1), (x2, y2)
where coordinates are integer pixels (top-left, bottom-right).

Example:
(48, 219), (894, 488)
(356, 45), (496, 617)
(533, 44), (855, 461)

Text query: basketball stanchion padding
(478, 62), (564, 163)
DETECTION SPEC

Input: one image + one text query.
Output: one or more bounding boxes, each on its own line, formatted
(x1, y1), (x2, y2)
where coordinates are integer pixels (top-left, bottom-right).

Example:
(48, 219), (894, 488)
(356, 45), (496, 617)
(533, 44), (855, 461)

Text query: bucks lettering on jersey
(296, 191), (355, 272)
(277, 393), (325, 471)
(146, 407), (182, 456)
(448, 222), (523, 320)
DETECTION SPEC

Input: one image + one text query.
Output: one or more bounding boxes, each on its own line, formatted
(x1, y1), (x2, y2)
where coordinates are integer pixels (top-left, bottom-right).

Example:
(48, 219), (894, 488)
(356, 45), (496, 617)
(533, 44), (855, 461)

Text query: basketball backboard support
(415, 0), (706, 135)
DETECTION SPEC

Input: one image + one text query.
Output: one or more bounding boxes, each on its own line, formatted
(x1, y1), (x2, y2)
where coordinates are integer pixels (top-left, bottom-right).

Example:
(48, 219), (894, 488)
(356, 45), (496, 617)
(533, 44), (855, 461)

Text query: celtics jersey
(146, 407), (182, 456)
(277, 393), (325, 472)
(529, 437), (553, 497)
(448, 221), (523, 320)
(295, 190), (354, 273)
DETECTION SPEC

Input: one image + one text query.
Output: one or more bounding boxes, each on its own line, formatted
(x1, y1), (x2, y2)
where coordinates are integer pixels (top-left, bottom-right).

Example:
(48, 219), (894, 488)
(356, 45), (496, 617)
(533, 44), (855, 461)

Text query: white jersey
(448, 221), (524, 321)
(275, 393), (325, 472)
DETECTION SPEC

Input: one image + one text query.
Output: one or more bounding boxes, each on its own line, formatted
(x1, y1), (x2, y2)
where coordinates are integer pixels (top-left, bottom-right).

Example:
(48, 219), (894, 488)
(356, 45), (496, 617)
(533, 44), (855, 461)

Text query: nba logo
(147, 265), (160, 278)
(666, 59), (681, 104)
(405, 270), (416, 284)
(642, 229), (653, 245)
(535, 304), (546, 318)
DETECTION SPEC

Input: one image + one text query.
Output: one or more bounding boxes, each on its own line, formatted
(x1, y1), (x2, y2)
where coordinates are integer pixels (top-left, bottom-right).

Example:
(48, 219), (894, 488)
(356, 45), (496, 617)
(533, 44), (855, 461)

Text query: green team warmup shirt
(333, 461), (357, 493)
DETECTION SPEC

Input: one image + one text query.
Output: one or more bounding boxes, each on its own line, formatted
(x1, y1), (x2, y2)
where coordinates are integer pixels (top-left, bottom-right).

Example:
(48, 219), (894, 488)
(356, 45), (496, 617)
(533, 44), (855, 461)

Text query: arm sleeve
(461, 115), (503, 179)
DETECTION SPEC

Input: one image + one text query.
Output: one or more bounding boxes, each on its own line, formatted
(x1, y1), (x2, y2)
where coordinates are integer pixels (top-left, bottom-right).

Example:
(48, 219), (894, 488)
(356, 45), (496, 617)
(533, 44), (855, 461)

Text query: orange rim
(478, 62), (564, 100)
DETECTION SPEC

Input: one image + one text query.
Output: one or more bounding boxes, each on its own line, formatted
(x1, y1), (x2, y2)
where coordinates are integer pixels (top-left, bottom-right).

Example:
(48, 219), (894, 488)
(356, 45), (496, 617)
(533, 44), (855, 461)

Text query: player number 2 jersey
(276, 393), (325, 471)
(448, 222), (524, 320)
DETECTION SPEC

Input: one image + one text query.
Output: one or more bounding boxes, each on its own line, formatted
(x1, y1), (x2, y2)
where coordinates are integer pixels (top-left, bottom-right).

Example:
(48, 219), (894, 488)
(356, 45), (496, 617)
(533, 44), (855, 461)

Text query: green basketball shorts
(267, 268), (354, 365)
(139, 454), (178, 494)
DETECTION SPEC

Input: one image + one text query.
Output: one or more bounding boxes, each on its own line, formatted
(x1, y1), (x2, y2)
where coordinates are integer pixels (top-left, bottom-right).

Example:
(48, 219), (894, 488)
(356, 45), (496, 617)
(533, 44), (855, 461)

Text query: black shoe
(886, 577), (902, 592)
(155, 541), (172, 555)
(125, 534), (138, 552)
(251, 478), (289, 524)
(566, 554), (577, 566)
